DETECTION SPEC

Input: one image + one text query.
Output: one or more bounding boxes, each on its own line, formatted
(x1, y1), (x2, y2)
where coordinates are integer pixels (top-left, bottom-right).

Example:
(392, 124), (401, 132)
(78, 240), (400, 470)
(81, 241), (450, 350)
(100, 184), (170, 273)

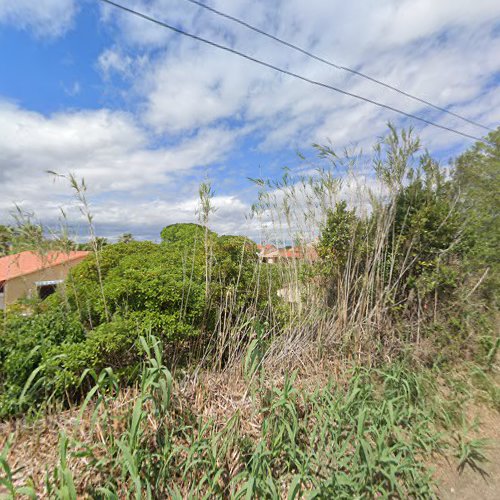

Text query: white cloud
(100, 0), (499, 152)
(142, 45), (255, 133)
(0, 0), (77, 37)
(0, 101), (243, 236)
(97, 48), (150, 79)
(88, 194), (251, 240)
(2, 0), (500, 240)
(98, 48), (133, 77)
(0, 101), (240, 188)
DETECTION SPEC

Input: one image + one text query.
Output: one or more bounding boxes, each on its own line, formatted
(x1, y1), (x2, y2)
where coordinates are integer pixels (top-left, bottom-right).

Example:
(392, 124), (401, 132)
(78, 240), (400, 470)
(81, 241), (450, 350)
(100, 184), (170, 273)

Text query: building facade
(0, 251), (89, 310)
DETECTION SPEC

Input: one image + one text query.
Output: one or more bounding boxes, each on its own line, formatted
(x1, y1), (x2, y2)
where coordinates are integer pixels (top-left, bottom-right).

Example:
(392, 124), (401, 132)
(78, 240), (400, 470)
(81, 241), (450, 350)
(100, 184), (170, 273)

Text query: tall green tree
(454, 128), (500, 299)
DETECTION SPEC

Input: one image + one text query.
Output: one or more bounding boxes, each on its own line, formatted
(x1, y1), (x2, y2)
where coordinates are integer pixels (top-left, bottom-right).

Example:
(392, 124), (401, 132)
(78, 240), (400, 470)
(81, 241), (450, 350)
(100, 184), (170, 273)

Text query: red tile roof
(261, 244), (320, 261)
(278, 248), (303, 259)
(0, 251), (89, 282)
(257, 244), (277, 254)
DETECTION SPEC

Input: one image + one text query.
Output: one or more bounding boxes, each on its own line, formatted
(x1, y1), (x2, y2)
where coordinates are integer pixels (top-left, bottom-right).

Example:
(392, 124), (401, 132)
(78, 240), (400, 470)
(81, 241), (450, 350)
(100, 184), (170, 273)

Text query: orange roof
(0, 251), (90, 282)
(279, 248), (303, 259)
(257, 243), (277, 254)
(263, 248), (301, 259)
(263, 245), (319, 261)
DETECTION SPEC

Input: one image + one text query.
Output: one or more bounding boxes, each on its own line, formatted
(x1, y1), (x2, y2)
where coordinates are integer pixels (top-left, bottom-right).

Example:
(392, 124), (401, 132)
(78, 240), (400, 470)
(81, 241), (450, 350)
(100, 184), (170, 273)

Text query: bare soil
(434, 406), (500, 499)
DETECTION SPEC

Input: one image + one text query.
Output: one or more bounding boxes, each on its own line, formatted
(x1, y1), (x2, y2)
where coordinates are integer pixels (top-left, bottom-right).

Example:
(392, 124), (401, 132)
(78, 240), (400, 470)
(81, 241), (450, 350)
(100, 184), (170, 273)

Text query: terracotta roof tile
(257, 244), (277, 255)
(0, 251), (90, 282)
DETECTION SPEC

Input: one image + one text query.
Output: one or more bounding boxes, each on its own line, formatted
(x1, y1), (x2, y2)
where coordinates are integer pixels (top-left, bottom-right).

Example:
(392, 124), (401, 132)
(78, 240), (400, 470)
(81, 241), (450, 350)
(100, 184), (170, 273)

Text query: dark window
(38, 284), (57, 300)
(0, 283), (4, 293)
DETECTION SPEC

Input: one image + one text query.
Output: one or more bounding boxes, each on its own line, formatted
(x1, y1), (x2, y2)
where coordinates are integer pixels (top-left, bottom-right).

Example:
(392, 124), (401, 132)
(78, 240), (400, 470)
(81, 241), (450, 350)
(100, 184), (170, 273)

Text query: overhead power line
(184, 0), (493, 133)
(99, 0), (487, 143)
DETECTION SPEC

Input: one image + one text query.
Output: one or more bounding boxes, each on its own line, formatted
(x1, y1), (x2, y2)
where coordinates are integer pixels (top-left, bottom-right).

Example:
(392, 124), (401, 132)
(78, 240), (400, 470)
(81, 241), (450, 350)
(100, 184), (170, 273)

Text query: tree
(318, 201), (359, 271)
(118, 233), (134, 244)
(160, 223), (209, 246)
(10, 223), (45, 253)
(453, 128), (500, 299)
(390, 158), (468, 300)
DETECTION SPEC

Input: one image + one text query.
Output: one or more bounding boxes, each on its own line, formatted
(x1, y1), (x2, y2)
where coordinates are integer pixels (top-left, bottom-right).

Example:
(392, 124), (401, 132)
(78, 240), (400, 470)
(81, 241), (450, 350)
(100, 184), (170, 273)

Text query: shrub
(43, 316), (139, 397)
(453, 128), (500, 303)
(0, 304), (85, 416)
(0, 224), (274, 415)
(160, 222), (212, 246)
(390, 156), (470, 301)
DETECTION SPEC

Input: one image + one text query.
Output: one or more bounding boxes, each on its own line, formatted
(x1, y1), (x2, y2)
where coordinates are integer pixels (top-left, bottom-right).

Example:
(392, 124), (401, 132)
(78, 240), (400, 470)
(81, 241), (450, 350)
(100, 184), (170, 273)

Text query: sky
(0, 0), (499, 241)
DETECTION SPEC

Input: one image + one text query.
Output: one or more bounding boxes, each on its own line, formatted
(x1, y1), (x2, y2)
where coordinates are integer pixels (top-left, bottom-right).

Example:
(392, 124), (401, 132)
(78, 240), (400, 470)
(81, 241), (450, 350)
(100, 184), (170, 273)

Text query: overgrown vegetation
(0, 225), (269, 417)
(0, 126), (498, 497)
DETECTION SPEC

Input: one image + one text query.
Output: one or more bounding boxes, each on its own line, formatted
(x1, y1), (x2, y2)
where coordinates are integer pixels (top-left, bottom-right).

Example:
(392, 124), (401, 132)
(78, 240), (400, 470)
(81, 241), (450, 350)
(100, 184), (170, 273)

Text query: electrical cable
(183, 0), (493, 132)
(99, 0), (489, 143)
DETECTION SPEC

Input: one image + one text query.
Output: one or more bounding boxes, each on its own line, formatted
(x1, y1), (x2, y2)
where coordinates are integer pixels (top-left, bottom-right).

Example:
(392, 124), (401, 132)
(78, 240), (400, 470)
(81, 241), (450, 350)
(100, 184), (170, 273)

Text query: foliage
(118, 232), (134, 244)
(453, 128), (500, 302)
(160, 222), (211, 246)
(212, 235), (260, 303)
(0, 126), (498, 499)
(67, 240), (206, 329)
(4, 336), (493, 498)
(0, 305), (85, 417)
(390, 154), (470, 300)
(0, 222), (47, 255)
(318, 200), (360, 271)
(314, 126), (479, 339)
(0, 225), (11, 256)
(0, 225), (271, 416)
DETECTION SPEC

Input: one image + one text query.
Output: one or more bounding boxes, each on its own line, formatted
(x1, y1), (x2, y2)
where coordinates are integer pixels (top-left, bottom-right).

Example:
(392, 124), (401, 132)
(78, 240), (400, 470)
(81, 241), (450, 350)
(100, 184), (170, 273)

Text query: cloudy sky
(0, 0), (499, 241)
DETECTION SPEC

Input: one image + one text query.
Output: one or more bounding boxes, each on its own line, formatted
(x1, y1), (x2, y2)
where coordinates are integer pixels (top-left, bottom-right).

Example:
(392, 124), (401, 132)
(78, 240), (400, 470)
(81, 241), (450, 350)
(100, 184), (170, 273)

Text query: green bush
(160, 222), (211, 246)
(43, 316), (139, 396)
(318, 200), (360, 271)
(391, 158), (470, 298)
(0, 224), (272, 416)
(0, 305), (85, 417)
(453, 128), (500, 303)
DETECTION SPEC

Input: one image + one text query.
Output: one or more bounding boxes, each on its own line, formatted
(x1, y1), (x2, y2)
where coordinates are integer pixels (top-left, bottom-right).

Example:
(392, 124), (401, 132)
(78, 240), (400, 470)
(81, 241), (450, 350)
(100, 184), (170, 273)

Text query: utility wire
(99, 0), (488, 143)
(184, 0), (493, 132)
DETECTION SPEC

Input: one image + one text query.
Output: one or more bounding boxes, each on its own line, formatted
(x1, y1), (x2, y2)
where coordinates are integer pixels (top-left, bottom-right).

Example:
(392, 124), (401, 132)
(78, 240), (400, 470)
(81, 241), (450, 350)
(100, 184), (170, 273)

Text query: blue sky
(0, 0), (499, 241)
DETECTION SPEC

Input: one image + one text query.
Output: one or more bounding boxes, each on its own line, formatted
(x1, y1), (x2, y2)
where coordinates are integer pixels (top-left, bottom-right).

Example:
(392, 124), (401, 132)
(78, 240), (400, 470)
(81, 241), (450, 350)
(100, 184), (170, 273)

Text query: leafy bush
(43, 316), (139, 397)
(160, 222), (211, 246)
(318, 200), (360, 271)
(0, 224), (272, 416)
(0, 305), (85, 417)
(391, 157), (470, 298)
(453, 128), (500, 303)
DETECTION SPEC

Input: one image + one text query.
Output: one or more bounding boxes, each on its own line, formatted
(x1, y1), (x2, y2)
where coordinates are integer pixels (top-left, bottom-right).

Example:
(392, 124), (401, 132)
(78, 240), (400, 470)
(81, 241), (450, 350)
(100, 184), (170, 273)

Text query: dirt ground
(434, 407), (500, 499)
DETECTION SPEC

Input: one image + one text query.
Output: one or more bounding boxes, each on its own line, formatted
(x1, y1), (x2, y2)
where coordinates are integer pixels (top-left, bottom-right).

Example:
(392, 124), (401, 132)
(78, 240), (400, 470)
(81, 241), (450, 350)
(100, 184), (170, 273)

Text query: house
(257, 242), (319, 264)
(0, 250), (89, 310)
(256, 243), (278, 263)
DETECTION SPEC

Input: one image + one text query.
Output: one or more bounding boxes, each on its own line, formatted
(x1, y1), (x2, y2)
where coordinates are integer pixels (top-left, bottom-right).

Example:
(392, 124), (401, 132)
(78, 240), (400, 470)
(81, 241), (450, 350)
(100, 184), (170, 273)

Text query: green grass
(3, 335), (494, 499)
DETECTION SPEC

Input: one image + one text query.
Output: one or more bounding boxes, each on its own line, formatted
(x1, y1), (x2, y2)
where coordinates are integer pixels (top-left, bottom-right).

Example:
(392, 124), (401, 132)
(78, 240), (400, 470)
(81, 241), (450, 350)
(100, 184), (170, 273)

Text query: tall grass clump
(3, 334), (496, 497)
(242, 125), (494, 372)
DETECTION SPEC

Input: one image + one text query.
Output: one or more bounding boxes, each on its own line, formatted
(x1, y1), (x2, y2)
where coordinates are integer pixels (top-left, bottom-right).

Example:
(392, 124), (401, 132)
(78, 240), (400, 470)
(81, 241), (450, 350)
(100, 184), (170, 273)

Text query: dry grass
(1, 358), (498, 498)
(0, 358), (336, 494)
